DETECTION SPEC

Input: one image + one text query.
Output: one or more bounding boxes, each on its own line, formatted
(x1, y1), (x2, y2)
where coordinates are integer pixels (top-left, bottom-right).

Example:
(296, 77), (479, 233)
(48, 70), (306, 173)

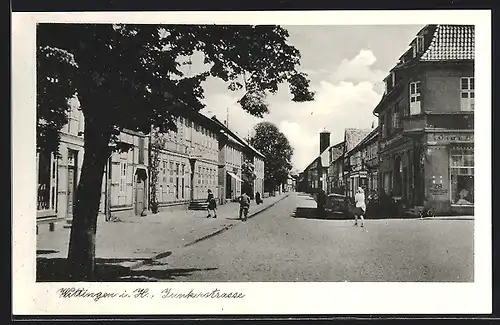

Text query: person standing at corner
(317, 189), (327, 218)
(353, 187), (366, 227)
(206, 189), (217, 218)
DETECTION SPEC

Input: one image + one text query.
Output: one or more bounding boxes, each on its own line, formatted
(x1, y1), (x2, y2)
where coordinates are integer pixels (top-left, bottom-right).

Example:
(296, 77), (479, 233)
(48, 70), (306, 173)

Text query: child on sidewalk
(206, 189), (217, 218)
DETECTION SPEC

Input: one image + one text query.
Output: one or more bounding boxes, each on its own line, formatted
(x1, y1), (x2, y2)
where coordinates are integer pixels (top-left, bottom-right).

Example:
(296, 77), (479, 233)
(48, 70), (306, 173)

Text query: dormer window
(412, 36), (425, 58)
(417, 36), (424, 53)
(385, 72), (396, 94)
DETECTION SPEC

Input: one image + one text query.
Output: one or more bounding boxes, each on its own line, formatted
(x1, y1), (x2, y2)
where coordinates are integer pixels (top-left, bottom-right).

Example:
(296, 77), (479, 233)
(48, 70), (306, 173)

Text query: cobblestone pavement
(36, 193), (289, 279)
(128, 192), (474, 282)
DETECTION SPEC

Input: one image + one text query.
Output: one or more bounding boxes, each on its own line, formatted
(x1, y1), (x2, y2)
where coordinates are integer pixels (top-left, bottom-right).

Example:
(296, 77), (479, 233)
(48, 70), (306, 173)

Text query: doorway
(135, 168), (147, 216)
(226, 173), (232, 199)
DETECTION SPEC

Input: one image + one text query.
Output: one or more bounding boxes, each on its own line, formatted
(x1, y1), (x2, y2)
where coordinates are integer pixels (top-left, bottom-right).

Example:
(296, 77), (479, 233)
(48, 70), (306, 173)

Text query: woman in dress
(353, 187), (366, 227)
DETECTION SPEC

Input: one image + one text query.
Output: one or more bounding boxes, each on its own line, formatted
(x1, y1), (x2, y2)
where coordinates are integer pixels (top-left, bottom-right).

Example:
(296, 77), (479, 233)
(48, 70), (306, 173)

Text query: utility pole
(226, 107), (229, 127)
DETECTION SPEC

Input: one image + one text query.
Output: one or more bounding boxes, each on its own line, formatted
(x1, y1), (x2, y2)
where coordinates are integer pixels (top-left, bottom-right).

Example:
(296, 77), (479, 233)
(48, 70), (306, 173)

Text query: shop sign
(429, 175), (448, 196)
(431, 133), (474, 142)
(429, 182), (448, 196)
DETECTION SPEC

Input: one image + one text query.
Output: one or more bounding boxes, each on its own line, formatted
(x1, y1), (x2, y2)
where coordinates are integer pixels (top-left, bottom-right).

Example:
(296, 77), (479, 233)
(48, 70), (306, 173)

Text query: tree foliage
(37, 23), (314, 280)
(249, 122), (293, 192)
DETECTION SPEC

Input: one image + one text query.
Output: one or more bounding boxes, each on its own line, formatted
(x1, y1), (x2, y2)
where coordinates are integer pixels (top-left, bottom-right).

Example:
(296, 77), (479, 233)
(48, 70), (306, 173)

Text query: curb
(128, 193), (291, 270)
(183, 193), (290, 247)
(419, 216), (474, 221)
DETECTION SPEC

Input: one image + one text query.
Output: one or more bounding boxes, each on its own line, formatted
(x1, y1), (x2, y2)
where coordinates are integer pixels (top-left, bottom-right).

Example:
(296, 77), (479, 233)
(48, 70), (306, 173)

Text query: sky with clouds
(194, 25), (424, 172)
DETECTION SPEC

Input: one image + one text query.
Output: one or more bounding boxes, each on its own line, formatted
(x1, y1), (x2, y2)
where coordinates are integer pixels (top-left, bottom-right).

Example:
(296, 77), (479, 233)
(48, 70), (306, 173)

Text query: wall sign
(429, 188), (448, 195)
(431, 133), (474, 142)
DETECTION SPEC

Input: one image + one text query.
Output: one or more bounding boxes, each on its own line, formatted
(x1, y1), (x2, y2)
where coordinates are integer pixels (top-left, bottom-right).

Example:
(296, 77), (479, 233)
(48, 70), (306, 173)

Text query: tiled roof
(346, 127), (379, 156)
(344, 128), (372, 153)
(420, 25), (475, 61)
(211, 116), (265, 158)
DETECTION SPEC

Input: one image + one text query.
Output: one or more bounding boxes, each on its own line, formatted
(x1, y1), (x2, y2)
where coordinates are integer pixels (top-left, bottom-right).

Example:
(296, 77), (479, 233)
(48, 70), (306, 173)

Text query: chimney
(320, 129), (330, 154)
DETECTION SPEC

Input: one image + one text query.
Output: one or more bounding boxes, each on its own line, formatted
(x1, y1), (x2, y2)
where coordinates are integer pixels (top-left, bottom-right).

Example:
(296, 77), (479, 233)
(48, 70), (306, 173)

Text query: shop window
(409, 81), (421, 115)
(460, 77), (475, 111)
(450, 149), (474, 205)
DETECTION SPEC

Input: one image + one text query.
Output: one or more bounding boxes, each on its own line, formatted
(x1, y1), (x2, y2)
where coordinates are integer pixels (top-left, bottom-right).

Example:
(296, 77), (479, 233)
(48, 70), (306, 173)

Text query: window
(416, 36), (424, 53)
(120, 162), (127, 192)
(37, 152), (51, 210)
(162, 161), (167, 184)
(138, 137), (145, 164)
(392, 102), (401, 129)
(412, 36), (424, 57)
(460, 77), (475, 111)
(409, 81), (421, 115)
(450, 149), (474, 205)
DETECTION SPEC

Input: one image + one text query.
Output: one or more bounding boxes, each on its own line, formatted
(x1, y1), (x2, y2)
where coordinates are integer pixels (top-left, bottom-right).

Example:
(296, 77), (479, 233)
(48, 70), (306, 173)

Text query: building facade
(211, 116), (265, 202)
(300, 130), (332, 194)
(343, 127), (379, 199)
(36, 98), (85, 229)
(37, 98), (150, 230)
(342, 128), (372, 198)
(100, 130), (149, 220)
(326, 141), (345, 194)
(374, 24), (474, 215)
(253, 155), (265, 196)
(150, 112), (220, 211)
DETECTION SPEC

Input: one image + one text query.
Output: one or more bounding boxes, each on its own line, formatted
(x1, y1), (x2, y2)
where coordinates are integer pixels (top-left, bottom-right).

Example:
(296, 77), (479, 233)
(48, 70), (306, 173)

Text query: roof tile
(420, 25), (474, 61)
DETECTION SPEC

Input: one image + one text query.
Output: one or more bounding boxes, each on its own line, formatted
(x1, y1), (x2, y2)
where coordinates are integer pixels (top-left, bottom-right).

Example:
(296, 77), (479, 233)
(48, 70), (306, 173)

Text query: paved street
(122, 192), (474, 282)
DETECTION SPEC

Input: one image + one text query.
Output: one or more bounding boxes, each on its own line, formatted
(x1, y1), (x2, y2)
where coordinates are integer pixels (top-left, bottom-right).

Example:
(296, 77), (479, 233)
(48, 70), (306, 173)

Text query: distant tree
(241, 158), (257, 197)
(249, 122), (293, 193)
(37, 24), (314, 280)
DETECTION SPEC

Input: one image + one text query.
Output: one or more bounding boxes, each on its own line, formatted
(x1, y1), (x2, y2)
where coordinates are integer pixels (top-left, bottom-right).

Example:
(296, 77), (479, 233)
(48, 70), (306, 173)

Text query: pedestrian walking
(239, 192), (251, 221)
(206, 189), (217, 218)
(255, 191), (262, 205)
(353, 187), (366, 227)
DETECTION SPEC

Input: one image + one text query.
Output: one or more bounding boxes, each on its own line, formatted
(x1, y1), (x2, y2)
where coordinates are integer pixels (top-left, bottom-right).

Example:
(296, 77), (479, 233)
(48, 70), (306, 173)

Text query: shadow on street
(292, 206), (415, 220)
(36, 249), (60, 255)
(37, 254), (216, 282)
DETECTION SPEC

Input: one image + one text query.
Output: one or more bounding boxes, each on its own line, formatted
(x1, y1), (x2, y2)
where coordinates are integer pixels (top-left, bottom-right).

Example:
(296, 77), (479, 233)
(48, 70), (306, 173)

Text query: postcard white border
(12, 10), (492, 315)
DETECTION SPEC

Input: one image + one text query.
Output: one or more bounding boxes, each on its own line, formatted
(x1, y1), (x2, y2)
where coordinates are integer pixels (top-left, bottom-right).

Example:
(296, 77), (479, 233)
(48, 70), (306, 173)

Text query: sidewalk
(36, 193), (290, 270)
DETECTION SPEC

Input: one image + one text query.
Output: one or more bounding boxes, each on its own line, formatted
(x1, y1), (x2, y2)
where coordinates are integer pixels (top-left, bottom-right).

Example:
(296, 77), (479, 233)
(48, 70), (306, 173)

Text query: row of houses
(36, 104), (265, 230)
(298, 24), (474, 216)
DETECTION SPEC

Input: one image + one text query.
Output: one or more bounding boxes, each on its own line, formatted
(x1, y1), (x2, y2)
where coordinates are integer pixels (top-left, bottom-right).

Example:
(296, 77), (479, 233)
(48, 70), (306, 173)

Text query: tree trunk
(67, 116), (111, 281)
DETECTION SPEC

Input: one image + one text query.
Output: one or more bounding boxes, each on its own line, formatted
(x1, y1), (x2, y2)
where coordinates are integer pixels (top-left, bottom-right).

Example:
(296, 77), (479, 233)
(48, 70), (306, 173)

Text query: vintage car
(324, 193), (351, 218)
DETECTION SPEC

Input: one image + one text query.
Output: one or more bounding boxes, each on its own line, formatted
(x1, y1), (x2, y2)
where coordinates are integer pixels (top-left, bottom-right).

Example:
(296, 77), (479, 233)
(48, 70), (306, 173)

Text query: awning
(227, 171), (242, 182)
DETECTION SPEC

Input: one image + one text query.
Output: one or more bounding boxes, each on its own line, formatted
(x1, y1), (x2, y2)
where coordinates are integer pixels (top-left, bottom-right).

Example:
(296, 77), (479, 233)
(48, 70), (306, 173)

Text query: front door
(67, 150), (78, 219)
(135, 171), (146, 215)
(226, 173), (232, 199)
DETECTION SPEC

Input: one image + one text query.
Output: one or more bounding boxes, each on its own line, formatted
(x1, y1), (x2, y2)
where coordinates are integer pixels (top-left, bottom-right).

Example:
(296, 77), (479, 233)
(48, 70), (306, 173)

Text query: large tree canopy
(37, 23), (314, 280)
(249, 122), (294, 192)
(37, 24), (315, 153)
